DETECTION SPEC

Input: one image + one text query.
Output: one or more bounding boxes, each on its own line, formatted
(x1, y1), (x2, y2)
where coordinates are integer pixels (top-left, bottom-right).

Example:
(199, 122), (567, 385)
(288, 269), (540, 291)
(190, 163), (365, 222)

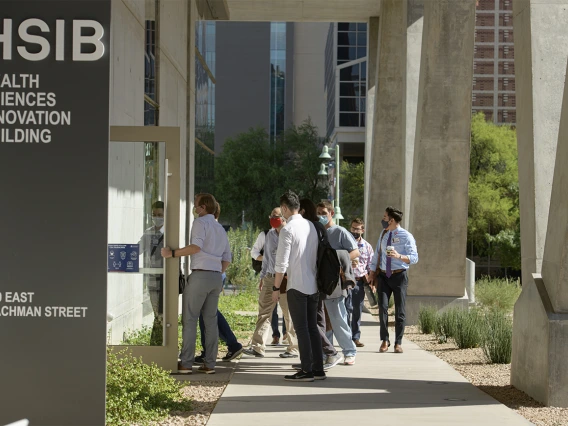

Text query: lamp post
(318, 144), (344, 224)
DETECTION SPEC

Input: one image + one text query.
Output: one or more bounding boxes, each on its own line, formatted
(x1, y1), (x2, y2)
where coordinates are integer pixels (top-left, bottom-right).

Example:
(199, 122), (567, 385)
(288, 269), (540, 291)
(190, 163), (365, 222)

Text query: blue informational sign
(108, 244), (140, 272)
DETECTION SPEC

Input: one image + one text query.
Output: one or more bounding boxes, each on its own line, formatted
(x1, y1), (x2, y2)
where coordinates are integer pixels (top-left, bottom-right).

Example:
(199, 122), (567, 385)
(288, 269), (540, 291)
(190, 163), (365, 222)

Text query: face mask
(193, 207), (202, 218)
(319, 215), (329, 226)
(351, 232), (361, 240)
(270, 218), (283, 229)
(152, 217), (164, 227)
(381, 219), (389, 229)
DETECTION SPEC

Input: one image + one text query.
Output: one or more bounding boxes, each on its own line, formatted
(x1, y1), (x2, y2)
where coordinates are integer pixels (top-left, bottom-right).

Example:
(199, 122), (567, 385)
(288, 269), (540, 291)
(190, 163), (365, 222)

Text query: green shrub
(106, 349), (191, 426)
(434, 309), (462, 343)
(418, 306), (438, 334)
(476, 277), (521, 313)
(226, 228), (259, 293)
(482, 309), (513, 364)
(454, 308), (484, 349)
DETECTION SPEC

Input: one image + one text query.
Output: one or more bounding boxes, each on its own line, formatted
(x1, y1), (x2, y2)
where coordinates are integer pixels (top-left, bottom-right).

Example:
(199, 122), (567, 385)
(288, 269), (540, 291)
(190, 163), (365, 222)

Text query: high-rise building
(214, 22), (328, 153)
(473, 0), (516, 125)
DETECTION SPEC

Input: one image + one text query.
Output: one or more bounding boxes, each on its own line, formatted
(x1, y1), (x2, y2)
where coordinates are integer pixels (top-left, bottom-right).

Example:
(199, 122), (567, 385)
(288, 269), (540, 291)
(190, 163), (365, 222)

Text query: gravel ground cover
(405, 325), (568, 426)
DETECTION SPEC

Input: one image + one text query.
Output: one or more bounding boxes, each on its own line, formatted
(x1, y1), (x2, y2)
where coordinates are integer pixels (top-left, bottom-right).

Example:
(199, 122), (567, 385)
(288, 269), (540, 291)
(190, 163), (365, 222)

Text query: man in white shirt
(243, 207), (298, 358)
(162, 193), (231, 375)
(272, 190), (325, 382)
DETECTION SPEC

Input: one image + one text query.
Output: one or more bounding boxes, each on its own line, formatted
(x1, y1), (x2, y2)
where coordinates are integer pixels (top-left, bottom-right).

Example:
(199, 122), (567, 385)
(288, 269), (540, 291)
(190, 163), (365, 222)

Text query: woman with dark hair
(299, 198), (319, 223)
(297, 198), (342, 370)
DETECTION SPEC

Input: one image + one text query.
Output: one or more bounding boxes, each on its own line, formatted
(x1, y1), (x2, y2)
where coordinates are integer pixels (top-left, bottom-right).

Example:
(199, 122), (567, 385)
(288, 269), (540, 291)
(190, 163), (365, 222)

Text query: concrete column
(406, 0), (476, 320)
(404, 0), (424, 224)
(366, 0), (406, 249)
(185, 0), (197, 256)
(363, 16), (379, 227)
(511, 0), (568, 407)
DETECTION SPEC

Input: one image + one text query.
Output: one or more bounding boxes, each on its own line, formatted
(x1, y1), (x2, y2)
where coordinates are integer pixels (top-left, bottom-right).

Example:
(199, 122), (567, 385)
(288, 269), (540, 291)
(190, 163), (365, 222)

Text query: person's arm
(368, 241), (380, 290)
(221, 235), (232, 272)
(163, 219), (206, 258)
(349, 248), (361, 261)
(221, 260), (230, 273)
(250, 232), (265, 261)
(272, 228), (292, 302)
(366, 242), (374, 277)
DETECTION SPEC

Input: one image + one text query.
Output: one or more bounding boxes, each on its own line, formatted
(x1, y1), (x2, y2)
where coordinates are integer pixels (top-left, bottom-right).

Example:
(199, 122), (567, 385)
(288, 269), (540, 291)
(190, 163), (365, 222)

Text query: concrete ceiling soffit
(197, 0), (230, 20)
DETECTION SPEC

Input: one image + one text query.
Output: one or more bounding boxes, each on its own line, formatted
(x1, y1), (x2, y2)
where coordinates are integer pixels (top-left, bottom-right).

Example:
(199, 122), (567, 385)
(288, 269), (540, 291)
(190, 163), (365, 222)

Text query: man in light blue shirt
(369, 206), (418, 354)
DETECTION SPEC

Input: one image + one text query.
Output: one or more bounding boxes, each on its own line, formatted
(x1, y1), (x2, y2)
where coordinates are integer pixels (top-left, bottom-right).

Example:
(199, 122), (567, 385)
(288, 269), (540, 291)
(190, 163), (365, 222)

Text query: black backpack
(251, 229), (270, 274)
(313, 221), (341, 296)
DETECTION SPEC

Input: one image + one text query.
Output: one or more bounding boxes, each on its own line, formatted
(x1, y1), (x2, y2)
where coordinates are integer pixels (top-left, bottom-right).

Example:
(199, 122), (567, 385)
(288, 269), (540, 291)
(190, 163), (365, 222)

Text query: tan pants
(251, 275), (298, 355)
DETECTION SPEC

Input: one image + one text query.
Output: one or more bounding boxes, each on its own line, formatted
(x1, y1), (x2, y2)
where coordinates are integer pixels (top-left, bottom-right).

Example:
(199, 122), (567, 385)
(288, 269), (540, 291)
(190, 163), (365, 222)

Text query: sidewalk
(207, 312), (532, 426)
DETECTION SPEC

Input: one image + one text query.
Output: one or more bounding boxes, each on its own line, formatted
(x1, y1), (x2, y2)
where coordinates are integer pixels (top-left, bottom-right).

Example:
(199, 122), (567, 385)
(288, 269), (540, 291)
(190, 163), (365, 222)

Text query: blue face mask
(319, 215), (329, 226)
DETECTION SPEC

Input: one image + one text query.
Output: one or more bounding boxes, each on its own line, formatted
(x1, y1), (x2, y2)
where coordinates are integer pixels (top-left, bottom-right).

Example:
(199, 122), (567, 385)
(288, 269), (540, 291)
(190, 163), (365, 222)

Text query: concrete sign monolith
(0, 1), (111, 424)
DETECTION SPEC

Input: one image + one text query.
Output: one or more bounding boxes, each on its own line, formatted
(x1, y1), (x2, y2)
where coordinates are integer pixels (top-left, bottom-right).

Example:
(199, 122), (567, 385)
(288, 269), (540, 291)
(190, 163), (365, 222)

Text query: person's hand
(259, 279), (263, 291)
(387, 248), (400, 258)
(161, 246), (172, 258)
(272, 290), (280, 303)
(368, 271), (377, 292)
(351, 258), (359, 268)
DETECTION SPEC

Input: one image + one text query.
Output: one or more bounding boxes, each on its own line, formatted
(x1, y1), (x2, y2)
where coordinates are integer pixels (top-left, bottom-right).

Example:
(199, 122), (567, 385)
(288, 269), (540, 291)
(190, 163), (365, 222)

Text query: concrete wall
(292, 22), (328, 132)
(215, 22), (271, 153)
(107, 0), (191, 343)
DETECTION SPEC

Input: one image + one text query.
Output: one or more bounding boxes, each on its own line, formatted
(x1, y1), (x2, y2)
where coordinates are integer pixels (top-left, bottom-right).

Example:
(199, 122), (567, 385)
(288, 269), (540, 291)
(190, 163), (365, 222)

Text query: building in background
(214, 22), (328, 153)
(195, 21), (216, 194)
(324, 22), (367, 163)
(472, 0), (516, 125)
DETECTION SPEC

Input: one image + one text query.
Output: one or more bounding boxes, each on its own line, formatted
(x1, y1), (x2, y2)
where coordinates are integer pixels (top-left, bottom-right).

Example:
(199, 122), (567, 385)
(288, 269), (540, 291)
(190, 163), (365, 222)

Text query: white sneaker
(344, 356), (356, 365)
(324, 353), (342, 369)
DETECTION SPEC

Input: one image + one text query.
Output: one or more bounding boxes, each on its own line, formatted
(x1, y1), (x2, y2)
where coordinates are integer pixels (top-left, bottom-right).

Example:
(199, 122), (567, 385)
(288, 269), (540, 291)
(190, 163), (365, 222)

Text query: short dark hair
(316, 200), (334, 212)
(385, 206), (403, 223)
(152, 201), (164, 210)
(299, 198), (319, 222)
(351, 218), (365, 228)
(280, 190), (300, 211)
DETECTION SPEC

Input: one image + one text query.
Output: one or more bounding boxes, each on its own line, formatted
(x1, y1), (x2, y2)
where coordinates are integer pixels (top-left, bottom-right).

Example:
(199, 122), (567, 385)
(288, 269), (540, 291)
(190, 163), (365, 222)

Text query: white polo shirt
(275, 214), (318, 295)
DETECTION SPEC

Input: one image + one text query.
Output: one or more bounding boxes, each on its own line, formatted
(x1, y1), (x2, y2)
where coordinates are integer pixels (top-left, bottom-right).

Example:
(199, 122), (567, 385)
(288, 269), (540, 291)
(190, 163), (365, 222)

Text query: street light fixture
(319, 144), (344, 222)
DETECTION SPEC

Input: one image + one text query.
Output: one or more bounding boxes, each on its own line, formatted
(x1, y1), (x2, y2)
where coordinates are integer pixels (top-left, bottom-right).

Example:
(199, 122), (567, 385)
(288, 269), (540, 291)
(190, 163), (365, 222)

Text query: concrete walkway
(207, 312), (532, 426)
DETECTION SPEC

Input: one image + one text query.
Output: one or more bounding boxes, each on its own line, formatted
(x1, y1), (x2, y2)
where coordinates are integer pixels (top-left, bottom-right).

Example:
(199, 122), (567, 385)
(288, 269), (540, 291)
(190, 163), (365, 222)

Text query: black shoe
(313, 370), (327, 380)
(279, 352), (298, 358)
(242, 347), (265, 357)
(194, 354), (205, 364)
(222, 347), (244, 362)
(284, 371), (314, 382)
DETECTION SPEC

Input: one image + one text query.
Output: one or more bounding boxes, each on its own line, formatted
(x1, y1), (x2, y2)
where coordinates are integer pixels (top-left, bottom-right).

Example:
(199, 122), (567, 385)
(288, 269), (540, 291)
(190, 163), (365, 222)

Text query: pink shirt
(353, 237), (374, 279)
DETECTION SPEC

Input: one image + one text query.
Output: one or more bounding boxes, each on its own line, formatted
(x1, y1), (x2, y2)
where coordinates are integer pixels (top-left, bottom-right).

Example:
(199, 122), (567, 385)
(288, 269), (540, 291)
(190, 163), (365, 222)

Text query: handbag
(179, 269), (186, 294)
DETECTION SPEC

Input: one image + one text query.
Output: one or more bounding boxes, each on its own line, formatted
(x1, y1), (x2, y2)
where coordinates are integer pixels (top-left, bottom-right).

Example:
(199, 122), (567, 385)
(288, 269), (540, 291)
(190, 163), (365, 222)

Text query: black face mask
(351, 232), (361, 240)
(381, 220), (389, 229)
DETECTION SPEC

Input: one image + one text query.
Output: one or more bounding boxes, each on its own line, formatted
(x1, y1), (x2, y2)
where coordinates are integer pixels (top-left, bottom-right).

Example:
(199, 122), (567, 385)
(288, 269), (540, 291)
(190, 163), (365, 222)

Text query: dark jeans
(287, 289), (324, 373)
(317, 295), (337, 357)
(271, 304), (287, 338)
(346, 279), (365, 340)
(378, 270), (408, 345)
(199, 310), (242, 356)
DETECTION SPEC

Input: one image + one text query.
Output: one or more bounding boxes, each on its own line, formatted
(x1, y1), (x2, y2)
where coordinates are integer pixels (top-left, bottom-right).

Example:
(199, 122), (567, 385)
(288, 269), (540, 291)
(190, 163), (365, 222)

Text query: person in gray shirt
(316, 201), (360, 366)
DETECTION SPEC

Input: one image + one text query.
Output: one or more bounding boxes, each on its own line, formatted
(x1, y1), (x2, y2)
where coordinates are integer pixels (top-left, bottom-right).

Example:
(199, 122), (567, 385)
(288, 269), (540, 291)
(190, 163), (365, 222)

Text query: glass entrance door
(107, 126), (180, 371)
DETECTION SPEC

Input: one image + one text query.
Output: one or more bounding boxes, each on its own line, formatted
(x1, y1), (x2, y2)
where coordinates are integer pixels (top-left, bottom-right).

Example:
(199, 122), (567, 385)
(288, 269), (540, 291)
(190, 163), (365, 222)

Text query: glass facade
(325, 24), (336, 138)
(195, 21), (216, 194)
(270, 22), (286, 141)
(337, 22), (367, 128)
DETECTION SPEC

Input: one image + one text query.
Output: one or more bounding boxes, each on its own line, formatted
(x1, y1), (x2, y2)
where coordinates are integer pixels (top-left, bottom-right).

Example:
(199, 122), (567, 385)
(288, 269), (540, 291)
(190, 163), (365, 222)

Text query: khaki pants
(251, 275), (298, 355)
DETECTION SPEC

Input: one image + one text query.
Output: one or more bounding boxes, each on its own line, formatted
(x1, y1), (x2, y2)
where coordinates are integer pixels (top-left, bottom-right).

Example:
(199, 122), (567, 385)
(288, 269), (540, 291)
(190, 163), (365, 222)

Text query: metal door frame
(109, 126), (180, 372)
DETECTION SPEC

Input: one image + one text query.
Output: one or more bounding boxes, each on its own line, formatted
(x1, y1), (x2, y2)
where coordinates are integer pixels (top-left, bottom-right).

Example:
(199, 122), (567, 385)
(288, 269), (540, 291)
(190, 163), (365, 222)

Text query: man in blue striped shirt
(369, 206), (418, 354)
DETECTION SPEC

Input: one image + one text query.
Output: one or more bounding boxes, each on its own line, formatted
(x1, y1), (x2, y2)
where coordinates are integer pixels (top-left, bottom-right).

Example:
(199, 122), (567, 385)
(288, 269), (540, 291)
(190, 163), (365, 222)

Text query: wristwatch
(272, 286), (280, 292)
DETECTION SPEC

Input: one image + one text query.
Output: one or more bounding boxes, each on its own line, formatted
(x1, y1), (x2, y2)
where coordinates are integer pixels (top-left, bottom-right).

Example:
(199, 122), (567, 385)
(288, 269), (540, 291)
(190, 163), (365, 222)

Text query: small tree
(339, 160), (365, 224)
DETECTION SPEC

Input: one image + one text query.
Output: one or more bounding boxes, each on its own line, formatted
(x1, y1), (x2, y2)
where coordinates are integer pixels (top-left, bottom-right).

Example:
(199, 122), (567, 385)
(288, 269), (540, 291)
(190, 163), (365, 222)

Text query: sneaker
(177, 362), (192, 374)
(323, 353), (342, 370)
(270, 337), (280, 346)
(313, 370), (327, 380)
(242, 347), (265, 358)
(222, 347), (244, 362)
(344, 356), (356, 365)
(279, 352), (298, 358)
(194, 354), (205, 364)
(284, 371), (314, 382)
(197, 365), (215, 374)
